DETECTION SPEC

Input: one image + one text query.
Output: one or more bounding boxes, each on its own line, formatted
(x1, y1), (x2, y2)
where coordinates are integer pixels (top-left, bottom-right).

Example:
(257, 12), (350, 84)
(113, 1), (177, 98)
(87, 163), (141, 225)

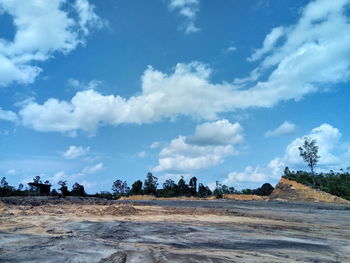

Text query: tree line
(0, 172), (274, 199)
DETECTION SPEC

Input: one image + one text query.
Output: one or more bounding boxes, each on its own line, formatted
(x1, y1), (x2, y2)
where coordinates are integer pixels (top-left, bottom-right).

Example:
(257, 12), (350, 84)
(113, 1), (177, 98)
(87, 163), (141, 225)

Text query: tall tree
(189, 176), (197, 196)
(162, 179), (177, 197)
(299, 137), (320, 177)
(58, 181), (69, 196)
(177, 176), (188, 196)
(71, 183), (85, 196)
(144, 172), (158, 195)
(0, 177), (8, 188)
(131, 180), (143, 195)
(112, 180), (129, 195)
(198, 183), (212, 197)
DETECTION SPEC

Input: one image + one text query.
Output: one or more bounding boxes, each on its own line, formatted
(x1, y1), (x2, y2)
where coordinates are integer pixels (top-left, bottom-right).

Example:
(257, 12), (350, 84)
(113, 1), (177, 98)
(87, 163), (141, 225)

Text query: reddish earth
(271, 177), (350, 204)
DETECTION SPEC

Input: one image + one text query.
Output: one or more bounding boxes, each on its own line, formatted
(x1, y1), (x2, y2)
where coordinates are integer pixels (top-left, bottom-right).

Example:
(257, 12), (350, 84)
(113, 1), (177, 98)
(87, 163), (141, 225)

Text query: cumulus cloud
(168, 0), (200, 34)
(0, 108), (18, 122)
(153, 119), (243, 173)
(82, 162), (103, 174)
(264, 121), (297, 137)
(221, 123), (350, 188)
(246, 0), (350, 85)
(62, 145), (90, 159)
(223, 166), (269, 186)
(2, 0), (349, 135)
(186, 119), (243, 145)
(0, 0), (104, 87)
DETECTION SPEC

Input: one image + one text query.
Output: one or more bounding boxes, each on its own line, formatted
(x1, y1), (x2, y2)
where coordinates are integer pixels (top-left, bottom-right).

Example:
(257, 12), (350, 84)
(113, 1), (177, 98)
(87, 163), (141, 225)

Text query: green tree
(213, 181), (223, 198)
(177, 176), (188, 196)
(58, 181), (69, 196)
(162, 179), (177, 197)
(299, 137), (320, 176)
(71, 183), (85, 196)
(284, 166), (292, 177)
(0, 177), (9, 188)
(197, 183), (212, 198)
(112, 180), (129, 195)
(255, 183), (274, 196)
(0, 177), (13, 197)
(130, 180), (143, 195)
(144, 172), (158, 195)
(221, 185), (234, 194)
(189, 176), (197, 196)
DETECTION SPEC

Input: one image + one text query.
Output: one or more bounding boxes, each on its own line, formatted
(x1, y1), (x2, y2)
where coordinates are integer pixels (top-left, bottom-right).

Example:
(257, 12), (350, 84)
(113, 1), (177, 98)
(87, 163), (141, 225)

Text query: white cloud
(168, 0), (200, 34)
(186, 119), (243, 145)
(79, 180), (95, 190)
(150, 141), (163, 149)
(2, 0), (349, 135)
(67, 78), (102, 90)
(247, 0), (350, 85)
(73, 0), (106, 35)
(248, 26), (285, 62)
(0, 0), (104, 87)
(0, 108), (18, 122)
(153, 119), (243, 173)
(221, 123), (350, 188)
(138, 151), (147, 158)
(223, 166), (269, 185)
(82, 162), (103, 174)
(6, 169), (17, 175)
(49, 161), (102, 187)
(62, 145), (90, 159)
(49, 171), (85, 186)
(265, 121), (297, 137)
(226, 46), (237, 53)
(50, 171), (69, 184)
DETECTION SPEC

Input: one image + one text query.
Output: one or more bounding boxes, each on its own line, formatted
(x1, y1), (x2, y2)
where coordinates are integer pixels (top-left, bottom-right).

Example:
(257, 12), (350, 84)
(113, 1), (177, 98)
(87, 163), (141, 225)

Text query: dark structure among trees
(28, 182), (51, 195)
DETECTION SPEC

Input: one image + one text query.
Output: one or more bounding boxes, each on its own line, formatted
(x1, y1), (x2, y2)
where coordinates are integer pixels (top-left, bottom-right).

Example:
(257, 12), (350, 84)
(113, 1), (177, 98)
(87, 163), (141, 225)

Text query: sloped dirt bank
(271, 177), (350, 204)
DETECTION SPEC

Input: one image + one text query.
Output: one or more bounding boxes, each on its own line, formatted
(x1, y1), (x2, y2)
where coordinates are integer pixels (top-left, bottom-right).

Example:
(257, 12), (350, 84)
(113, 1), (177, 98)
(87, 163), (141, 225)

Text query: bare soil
(0, 197), (350, 262)
(271, 178), (350, 204)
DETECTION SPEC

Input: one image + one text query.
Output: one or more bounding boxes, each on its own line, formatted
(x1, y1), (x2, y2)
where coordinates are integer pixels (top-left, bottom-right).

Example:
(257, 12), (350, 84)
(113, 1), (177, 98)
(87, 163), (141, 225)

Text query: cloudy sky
(1, 0), (350, 193)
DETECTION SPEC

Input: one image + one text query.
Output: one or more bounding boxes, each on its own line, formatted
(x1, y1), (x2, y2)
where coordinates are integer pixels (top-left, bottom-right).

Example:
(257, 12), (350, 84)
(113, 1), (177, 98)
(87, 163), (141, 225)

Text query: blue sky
(1, 0), (350, 193)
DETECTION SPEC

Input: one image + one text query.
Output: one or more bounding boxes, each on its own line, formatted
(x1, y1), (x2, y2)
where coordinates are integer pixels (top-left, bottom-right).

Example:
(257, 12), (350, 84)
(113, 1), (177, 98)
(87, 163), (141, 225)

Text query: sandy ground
(0, 198), (350, 262)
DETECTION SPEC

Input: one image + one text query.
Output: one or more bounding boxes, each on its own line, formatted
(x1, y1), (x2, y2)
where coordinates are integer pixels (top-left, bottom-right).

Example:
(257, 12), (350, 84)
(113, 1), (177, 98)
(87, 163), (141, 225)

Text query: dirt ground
(0, 197), (350, 262)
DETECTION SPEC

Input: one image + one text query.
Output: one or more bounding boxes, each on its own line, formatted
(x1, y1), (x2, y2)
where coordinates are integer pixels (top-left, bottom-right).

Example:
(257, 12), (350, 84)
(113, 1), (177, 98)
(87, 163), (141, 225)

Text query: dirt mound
(271, 177), (350, 204)
(84, 204), (140, 216)
(223, 194), (265, 201)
